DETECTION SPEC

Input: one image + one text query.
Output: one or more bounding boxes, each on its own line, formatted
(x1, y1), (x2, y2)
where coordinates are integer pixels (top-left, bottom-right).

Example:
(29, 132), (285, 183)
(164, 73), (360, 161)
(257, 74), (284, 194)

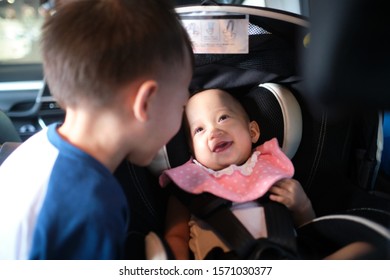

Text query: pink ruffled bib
(159, 138), (294, 203)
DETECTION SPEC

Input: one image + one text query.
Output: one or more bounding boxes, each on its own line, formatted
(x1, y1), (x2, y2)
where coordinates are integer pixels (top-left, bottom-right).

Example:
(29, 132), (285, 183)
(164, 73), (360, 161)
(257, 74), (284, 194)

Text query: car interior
(0, 0), (389, 259)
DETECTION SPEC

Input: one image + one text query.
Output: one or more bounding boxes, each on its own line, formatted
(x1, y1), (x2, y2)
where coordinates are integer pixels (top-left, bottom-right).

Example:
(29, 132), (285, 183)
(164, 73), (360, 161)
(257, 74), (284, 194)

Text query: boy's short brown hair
(41, 0), (193, 108)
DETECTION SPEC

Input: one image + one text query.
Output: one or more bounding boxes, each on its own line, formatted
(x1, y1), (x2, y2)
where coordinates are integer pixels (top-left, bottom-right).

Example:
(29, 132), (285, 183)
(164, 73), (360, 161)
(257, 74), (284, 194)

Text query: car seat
(146, 80), (390, 259)
(178, 3), (390, 221)
(148, 82), (305, 260)
(141, 3), (390, 259)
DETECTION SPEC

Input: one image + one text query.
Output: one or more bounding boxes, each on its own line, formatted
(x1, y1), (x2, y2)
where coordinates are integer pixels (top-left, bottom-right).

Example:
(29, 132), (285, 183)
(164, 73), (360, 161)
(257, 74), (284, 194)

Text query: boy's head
(41, 0), (193, 109)
(185, 89), (260, 171)
(41, 0), (194, 167)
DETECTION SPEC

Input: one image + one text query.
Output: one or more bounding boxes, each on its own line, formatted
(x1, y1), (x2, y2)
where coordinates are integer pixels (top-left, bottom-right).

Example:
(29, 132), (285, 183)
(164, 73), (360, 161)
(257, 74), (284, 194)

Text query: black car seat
(146, 82), (303, 260)
(140, 4), (390, 259)
(146, 81), (390, 259)
(178, 4), (390, 221)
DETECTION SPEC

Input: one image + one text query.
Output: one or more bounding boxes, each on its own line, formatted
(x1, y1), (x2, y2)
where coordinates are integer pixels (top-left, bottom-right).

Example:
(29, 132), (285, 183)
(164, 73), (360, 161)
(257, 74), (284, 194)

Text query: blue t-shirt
(0, 124), (129, 259)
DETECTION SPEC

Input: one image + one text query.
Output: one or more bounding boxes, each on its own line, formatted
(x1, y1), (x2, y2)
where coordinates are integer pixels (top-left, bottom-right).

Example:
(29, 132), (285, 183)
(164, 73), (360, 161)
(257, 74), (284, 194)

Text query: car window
(176, 0), (308, 16)
(0, 0), (44, 64)
(0, 0), (306, 142)
(0, 0), (306, 66)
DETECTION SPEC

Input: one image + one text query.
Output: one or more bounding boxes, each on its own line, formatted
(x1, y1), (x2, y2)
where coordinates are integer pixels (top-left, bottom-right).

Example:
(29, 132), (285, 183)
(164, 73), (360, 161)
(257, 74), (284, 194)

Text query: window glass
(0, 0), (44, 64)
(0, 0), (304, 65)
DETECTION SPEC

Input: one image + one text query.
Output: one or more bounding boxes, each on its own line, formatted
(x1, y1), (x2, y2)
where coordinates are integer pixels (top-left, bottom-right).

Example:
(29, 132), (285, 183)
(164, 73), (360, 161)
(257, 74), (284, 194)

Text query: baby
(159, 88), (315, 259)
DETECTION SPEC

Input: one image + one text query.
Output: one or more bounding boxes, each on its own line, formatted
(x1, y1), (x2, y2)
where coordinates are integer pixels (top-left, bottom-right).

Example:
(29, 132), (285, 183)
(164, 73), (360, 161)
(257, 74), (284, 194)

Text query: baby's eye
(194, 127), (203, 135)
(218, 114), (230, 122)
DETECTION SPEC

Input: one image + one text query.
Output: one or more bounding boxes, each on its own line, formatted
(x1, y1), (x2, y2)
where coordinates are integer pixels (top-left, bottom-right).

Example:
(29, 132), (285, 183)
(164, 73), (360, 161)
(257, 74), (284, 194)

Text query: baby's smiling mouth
(212, 141), (233, 153)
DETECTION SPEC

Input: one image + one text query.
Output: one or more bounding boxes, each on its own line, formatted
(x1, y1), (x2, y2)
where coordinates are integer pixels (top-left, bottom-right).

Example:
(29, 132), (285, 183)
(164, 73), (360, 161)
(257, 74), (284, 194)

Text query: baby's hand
(269, 178), (315, 226)
(268, 178), (307, 211)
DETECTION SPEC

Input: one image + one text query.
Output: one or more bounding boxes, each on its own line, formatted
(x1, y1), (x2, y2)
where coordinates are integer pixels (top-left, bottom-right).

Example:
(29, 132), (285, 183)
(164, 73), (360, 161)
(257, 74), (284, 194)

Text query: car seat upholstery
(297, 214), (390, 259)
(269, 81), (390, 228)
(114, 160), (169, 259)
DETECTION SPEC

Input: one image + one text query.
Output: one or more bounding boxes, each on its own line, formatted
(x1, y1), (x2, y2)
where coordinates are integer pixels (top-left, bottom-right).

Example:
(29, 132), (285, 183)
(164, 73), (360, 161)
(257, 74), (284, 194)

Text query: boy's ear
(249, 120), (260, 143)
(133, 80), (158, 122)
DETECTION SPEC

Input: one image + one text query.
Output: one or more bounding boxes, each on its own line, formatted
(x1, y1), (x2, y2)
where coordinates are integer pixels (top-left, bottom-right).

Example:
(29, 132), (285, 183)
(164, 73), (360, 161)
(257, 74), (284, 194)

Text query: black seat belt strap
(263, 201), (297, 253)
(170, 184), (298, 258)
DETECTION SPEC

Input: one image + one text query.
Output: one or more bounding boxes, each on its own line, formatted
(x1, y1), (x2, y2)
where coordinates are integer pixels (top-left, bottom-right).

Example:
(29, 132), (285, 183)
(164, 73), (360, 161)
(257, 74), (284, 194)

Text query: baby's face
(185, 89), (259, 170)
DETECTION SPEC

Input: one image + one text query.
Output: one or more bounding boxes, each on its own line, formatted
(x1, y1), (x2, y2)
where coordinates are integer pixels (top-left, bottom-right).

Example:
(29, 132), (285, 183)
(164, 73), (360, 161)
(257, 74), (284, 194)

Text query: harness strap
(169, 184), (298, 259)
(263, 201), (297, 253)
(169, 186), (252, 255)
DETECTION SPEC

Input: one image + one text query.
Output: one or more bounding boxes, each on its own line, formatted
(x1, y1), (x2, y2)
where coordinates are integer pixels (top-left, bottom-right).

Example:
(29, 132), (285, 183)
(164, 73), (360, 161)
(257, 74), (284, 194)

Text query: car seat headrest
(242, 83), (302, 158)
(148, 83), (302, 176)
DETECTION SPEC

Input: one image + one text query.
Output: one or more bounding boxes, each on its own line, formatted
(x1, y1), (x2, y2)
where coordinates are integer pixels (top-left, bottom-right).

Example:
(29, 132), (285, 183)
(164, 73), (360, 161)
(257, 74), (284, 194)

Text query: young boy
(0, 0), (193, 259)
